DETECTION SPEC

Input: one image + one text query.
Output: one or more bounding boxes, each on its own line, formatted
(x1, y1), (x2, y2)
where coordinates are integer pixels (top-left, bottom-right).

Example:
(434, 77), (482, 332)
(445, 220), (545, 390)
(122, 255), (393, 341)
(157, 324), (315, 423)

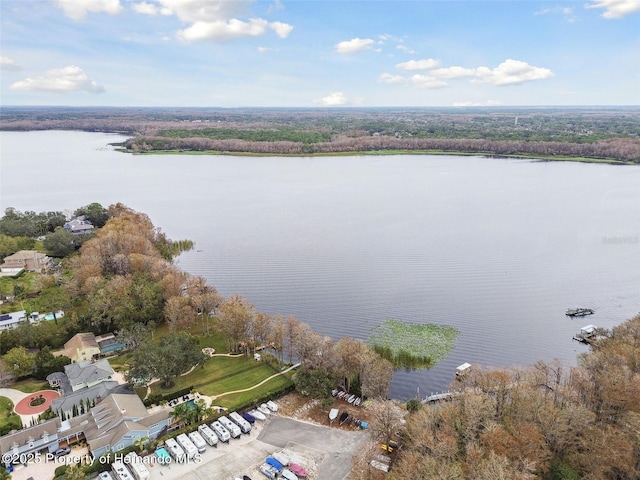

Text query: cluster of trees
(2, 106), (638, 162)
(0, 345), (70, 384)
(211, 295), (395, 400)
(354, 314), (640, 480)
(125, 134), (640, 162)
(0, 203), (110, 261)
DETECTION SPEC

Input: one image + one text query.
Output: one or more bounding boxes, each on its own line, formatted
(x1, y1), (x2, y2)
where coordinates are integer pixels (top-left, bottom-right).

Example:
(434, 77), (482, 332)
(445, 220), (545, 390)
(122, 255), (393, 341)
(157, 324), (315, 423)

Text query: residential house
(0, 393), (171, 462)
(0, 310), (27, 331)
(49, 381), (130, 419)
(63, 216), (94, 235)
(67, 393), (171, 459)
(0, 250), (51, 274)
(0, 418), (64, 463)
(55, 333), (101, 363)
(55, 332), (125, 363)
(58, 359), (114, 392)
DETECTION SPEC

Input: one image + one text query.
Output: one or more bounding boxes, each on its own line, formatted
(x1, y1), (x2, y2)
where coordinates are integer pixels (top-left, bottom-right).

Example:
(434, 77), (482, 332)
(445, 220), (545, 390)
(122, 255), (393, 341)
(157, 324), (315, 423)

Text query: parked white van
(198, 423), (219, 447)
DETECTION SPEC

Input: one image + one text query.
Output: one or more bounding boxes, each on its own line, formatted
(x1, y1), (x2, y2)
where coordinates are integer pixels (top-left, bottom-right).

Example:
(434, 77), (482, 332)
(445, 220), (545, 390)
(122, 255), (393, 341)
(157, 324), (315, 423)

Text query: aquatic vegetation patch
(368, 319), (459, 370)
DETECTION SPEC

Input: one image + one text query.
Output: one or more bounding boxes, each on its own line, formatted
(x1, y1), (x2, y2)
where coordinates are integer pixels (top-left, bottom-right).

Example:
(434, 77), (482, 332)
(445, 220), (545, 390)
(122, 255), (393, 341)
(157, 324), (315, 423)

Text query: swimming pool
(155, 447), (171, 465)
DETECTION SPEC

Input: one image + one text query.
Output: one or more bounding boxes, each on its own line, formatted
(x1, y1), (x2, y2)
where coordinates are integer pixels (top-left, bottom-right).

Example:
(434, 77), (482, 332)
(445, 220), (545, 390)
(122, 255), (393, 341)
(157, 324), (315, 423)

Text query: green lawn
(150, 354), (282, 397)
(0, 396), (23, 435)
(10, 378), (49, 393)
(215, 374), (294, 409)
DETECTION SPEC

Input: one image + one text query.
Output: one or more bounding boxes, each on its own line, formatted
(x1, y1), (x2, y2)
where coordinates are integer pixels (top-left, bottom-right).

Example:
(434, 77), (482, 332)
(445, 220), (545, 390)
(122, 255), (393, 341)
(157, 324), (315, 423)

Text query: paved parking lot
(7, 415), (367, 480)
(153, 416), (367, 480)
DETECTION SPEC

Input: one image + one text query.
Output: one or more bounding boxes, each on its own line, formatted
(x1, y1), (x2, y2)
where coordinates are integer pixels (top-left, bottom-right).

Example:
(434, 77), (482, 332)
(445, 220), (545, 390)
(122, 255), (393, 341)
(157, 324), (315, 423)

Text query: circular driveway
(14, 390), (59, 415)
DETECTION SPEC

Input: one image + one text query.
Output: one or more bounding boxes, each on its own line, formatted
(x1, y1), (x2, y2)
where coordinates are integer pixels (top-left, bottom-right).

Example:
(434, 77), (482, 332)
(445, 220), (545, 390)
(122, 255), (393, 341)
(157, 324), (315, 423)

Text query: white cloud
(178, 18), (292, 42)
(396, 59), (441, 71)
(258, 46), (279, 53)
(335, 38), (375, 54)
(474, 59), (554, 86)
(0, 56), (22, 71)
(10, 65), (105, 93)
(317, 92), (348, 106)
(410, 74), (447, 89)
(452, 100), (504, 107)
(396, 45), (416, 55)
(587, 0), (640, 18)
(378, 73), (405, 84)
(430, 66), (477, 79)
(131, 2), (171, 15)
(267, 0), (284, 14)
(53, 0), (123, 20)
(155, 0), (251, 23)
(270, 21), (294, 38)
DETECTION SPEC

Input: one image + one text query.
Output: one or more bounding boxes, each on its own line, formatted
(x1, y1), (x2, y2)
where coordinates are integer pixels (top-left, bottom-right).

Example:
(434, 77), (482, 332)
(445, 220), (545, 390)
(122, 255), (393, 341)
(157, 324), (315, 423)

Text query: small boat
(566, 308), (594, 317)
(242, 412), (256, 424)
(259, 464), (278, 479)
(243, 476), (252, 480)
(281, 469), (298, 480)
(265, 457), (283, 472)
(289, 463), (308, 478)
(353, 397), (361, 407)
(337, 391), (346, 399)
(250, 409), (266, 421)
(272, 451), (289, 466)
(258, 404), (271, 416)
(266, 400), (278, 412)
(339, 412), (349, 425)
(329, 408), (339, 422)
(347, 394), (356, 404)
(331, 388), (338, 397)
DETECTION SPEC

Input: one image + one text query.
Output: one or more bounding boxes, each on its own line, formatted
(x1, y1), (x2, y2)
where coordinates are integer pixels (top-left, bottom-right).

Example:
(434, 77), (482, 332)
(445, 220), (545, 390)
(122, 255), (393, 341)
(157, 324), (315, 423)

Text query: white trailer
(210, 420), (231, 442)
(188, 430), (207, 453)
(165, 437), (185, 462)
(124, 452), (150, 480)
(176, 433), (198, 459)
(229, 411), (252, 434)
(198, 423), (219, 447)
(218, 415), (242, 438)
(111, 460), (135, 480)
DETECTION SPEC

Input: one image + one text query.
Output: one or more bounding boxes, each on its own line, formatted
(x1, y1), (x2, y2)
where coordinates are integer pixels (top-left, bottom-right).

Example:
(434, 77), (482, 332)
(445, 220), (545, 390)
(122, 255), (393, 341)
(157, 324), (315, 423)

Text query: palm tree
(133, 436), (149, 453)
(171, 403), (191, 428)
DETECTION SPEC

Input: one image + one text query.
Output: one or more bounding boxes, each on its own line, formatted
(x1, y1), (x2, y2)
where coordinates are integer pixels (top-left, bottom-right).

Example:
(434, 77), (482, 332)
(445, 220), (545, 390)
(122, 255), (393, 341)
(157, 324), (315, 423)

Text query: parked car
(54, 447), (71, 456)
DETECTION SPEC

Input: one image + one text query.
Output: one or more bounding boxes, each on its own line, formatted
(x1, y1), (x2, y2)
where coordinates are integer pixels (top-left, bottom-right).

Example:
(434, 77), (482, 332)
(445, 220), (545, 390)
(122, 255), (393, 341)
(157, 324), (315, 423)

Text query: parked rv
(188, 430), (207, 453)
(111, 461), (135, 480)
(229, 411), (252, 434)
(198, 423), (219, 447)
(210, 420), (231, 442)
(176, 433), (198, 459)
(164, 438), (186, 462)
(218, 415), (242, 439)
(124, 452), (150, 480)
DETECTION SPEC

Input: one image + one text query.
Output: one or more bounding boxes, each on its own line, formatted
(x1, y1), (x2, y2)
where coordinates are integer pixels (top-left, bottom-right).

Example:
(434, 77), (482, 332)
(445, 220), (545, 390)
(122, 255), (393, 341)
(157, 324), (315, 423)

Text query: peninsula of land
(1, 106), (639, 164)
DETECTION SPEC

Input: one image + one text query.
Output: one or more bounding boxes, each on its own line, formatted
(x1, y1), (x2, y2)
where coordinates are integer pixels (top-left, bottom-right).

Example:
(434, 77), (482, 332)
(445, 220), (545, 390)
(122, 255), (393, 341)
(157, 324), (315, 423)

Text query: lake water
(2, 130), (639, 400)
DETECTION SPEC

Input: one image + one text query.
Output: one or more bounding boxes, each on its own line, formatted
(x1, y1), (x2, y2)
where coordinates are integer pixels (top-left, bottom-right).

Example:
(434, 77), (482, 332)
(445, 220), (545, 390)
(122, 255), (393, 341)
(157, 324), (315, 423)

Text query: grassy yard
(0, 396), (23, 435)
(215, 373), (294, 409)
(150, 354), (283, 398)
(10, 378), (49, 393)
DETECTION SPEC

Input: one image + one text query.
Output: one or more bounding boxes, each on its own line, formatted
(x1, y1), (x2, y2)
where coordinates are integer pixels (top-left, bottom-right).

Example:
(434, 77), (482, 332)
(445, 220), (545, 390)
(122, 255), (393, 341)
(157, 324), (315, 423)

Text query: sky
(0, 0), (639, 107)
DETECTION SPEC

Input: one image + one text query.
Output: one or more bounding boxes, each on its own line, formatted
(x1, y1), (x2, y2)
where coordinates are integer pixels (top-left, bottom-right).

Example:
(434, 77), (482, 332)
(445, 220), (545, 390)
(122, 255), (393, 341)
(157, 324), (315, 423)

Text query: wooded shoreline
(2, 106), (639, 163)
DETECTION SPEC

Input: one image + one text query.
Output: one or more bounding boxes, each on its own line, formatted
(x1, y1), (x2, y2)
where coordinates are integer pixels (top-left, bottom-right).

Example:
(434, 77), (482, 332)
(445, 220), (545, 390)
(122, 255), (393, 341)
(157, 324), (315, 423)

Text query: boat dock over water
(573, 325), (597, 343)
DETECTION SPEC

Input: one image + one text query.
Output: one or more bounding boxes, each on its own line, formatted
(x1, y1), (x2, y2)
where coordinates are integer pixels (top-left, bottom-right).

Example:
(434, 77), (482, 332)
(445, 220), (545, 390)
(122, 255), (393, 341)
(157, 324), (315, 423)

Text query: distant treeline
(2, 106), (639, 162)
(124, 135), (640, 162)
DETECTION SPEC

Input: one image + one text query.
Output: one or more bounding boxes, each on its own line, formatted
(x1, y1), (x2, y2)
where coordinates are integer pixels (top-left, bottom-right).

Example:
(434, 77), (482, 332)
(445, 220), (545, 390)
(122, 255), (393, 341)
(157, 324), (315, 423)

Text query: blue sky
(1, 0), (639, 107)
